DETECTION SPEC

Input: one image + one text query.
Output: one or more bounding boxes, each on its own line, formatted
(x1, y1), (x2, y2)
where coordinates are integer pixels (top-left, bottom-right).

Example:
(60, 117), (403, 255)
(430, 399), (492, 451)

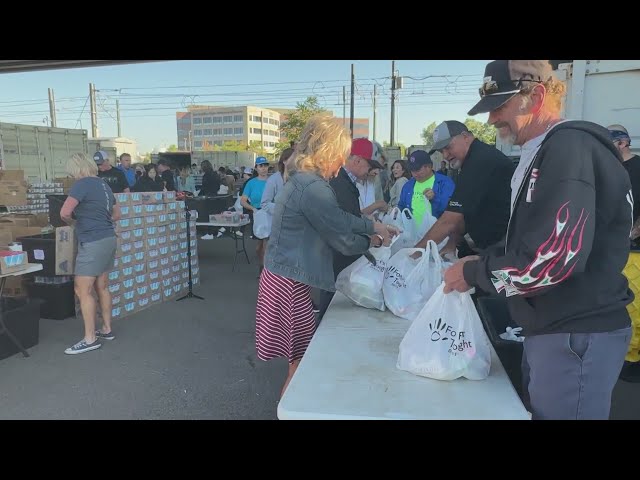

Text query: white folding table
(278, 292), (530, 420)
(196, 219), (251, 271)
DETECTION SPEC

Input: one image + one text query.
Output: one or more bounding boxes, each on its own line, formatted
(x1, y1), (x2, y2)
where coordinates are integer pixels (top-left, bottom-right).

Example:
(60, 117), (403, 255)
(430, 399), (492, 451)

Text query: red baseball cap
(351, 138), (384, 170)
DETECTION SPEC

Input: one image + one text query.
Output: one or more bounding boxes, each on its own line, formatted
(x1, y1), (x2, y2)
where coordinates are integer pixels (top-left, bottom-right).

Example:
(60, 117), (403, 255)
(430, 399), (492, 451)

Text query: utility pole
(48, 88), (57, 128)
(342, 86), (346, 127)
(116, 99), (121, 137)
(350, 64), (355, 138)
(390, 61), (396, 146)
(372, 84), (377, 142)
(89, 83), (98, 138)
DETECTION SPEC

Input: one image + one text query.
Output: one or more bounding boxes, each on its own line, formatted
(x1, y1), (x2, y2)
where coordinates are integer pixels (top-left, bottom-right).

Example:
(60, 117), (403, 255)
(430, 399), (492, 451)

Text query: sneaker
(201, 234), (214, 240)
(64, 339), (102, 355)
(235, 231), (243, 237)
(95, 330), (115, 341)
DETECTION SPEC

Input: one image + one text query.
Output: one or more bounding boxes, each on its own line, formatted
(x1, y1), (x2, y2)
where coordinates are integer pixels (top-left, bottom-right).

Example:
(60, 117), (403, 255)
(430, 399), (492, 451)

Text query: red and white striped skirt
(256, 268), (316, 364)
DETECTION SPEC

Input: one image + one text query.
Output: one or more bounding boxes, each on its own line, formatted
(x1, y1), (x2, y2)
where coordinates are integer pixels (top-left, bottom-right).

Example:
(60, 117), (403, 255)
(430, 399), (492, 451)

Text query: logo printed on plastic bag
(429, 318), (474, 356)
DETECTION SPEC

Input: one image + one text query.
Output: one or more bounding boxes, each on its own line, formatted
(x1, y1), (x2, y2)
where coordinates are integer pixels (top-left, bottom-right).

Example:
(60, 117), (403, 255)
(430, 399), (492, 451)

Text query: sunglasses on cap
(479, 77), (544, 98)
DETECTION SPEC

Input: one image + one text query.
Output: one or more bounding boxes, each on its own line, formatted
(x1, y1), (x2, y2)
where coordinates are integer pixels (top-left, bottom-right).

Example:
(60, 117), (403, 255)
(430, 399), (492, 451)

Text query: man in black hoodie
(444, 60), (633, 420)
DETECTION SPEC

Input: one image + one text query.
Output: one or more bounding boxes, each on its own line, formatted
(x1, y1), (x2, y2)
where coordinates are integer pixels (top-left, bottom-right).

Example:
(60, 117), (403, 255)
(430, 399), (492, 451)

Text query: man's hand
(443, 255), (479, 294)
(373, 222), (401, 246)
(423, 189), (435, 201)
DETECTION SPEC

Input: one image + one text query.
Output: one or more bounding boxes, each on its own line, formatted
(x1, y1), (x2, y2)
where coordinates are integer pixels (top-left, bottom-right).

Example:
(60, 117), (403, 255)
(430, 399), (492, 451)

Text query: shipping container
(0, 123), (88, 182)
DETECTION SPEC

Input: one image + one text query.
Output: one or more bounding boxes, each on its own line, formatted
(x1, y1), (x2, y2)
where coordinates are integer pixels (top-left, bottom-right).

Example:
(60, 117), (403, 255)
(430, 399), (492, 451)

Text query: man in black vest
(317, 138), (384, 320)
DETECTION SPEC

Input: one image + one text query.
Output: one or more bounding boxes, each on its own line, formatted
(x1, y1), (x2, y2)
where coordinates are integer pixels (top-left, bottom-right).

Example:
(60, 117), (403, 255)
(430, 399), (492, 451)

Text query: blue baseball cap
(407, 150), (433, 171)
(255, 156), (269, 166)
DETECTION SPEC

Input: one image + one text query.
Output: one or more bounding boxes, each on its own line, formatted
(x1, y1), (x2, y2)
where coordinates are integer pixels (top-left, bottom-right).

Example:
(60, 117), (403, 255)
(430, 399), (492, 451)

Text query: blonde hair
(67, 153), (98, 179)
(513, 60), (566, 113)
(288, 114), (352, 179)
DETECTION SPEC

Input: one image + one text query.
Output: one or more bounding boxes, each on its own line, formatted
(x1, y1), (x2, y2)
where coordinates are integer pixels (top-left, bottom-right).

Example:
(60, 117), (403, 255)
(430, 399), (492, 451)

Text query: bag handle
(425, 239), (443, 270)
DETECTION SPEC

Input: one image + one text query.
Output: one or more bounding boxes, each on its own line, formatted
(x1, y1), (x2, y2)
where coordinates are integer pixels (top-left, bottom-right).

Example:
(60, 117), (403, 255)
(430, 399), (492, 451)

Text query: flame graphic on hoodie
(491, 201), (589, 297)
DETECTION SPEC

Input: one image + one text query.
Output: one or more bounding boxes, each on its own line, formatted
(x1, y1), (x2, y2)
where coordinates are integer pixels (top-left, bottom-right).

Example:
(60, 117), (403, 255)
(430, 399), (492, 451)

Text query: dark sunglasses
(479, 77), (544, 97)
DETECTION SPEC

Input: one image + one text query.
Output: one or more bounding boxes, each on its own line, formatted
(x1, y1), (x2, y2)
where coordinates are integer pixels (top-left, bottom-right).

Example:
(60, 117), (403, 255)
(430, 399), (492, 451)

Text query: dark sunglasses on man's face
(479, 78), (543, 97)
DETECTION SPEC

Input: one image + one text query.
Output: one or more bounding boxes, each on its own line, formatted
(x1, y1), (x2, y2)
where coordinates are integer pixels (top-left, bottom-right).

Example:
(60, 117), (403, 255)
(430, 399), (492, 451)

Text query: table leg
(0, 277), (30, 358)
(241, 225), (250, 264)
(232, 227), (239, 272)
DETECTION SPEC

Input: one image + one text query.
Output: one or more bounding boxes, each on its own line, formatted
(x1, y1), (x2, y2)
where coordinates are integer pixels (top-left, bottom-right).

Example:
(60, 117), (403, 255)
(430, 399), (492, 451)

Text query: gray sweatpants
(521, 327), (631, 420)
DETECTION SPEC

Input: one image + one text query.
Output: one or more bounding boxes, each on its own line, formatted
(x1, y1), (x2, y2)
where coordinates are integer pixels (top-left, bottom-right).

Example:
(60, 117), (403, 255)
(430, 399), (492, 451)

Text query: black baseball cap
(468, 60), (555, 116)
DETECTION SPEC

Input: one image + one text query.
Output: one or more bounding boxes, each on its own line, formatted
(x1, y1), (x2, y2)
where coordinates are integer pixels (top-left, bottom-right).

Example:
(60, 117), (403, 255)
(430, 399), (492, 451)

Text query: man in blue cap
(397, 149), (455, 226)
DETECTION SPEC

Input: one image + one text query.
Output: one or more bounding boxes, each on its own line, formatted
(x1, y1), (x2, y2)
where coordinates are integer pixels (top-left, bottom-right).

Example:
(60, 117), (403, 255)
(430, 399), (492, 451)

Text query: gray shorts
(75, 236), (117, 277)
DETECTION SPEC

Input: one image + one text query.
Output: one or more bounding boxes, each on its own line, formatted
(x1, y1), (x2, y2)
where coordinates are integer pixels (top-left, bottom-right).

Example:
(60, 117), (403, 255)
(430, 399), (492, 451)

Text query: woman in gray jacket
(256, 114), (397, 398)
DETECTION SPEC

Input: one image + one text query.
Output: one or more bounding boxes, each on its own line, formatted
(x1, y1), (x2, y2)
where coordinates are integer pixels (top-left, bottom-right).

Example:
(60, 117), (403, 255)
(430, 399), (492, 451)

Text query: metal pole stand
(177, 205), (204, 302)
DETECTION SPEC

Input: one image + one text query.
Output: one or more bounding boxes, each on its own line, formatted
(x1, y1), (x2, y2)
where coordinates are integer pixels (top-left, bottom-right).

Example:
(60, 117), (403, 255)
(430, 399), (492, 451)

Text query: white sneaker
(234, 231), (243, 237)
(219, 227), (226, 233)
(201, 234), (214, 240)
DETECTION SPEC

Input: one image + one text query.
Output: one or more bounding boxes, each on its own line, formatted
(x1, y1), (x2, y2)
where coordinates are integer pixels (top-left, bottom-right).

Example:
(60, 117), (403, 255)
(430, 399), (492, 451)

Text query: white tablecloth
(278, 292), (530, 420)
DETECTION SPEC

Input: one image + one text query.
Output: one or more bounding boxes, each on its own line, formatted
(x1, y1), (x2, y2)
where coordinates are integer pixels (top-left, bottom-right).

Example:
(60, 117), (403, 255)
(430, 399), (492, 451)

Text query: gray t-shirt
(69, 176), (116, 243)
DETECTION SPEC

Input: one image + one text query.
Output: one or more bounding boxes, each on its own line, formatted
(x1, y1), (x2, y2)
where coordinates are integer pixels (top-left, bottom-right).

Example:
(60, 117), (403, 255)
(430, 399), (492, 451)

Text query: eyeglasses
(479, 77), (544, 97)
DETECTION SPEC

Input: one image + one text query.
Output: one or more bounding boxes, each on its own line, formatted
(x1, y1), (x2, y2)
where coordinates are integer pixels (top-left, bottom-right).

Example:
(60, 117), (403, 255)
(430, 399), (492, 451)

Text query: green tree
(420, 119), (496, 148)
(420, 122), (438, 149)
(464, 118), (496, 145)
(276, 96), (324, 155)
(167, 144), (178, 152)
(247, 140), (269, 158)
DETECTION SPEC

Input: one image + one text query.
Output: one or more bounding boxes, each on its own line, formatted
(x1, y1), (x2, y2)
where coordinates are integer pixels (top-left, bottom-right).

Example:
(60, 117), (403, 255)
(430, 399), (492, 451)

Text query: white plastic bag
(217, 185), (229, 195)
(383, 240), (444, 321)
(390, 209), (418, 256)
(335, 246), (392, 311)
(252, 209), (272, 239)
(397, 282), (491, 381)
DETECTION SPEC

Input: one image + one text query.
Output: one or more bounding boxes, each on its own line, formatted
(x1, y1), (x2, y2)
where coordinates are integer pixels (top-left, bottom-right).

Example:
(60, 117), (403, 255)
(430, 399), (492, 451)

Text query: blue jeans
(521, 327), (631, 420)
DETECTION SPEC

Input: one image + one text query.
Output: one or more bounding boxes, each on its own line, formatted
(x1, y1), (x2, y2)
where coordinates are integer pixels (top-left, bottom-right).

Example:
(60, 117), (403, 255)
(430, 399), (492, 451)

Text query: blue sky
(0, 60), (491, 154)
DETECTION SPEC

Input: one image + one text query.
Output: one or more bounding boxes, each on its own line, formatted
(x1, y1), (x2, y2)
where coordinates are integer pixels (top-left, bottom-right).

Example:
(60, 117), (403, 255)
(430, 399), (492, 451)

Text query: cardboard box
(163, 191), (177, 203)
(111, 293), (123, 307)
(108, 269), (121, 284)
(113, 193), (131, 207)
(122, 289), (136, 304)
(140, 192), (164, 205)
(3, 276), (27, 297)
(108, 282), (122, 296)
(0, 251), (28, 274)
(0, 170), (25, 182)
(55, 177), (76, 193)
(0, 183), (28, 206)
(17, 226), (76, 276)
(159, 256), (171, 269)
(147, 259), (160, 272)
(120, 266), (136, 280)
(121, 278), (135, 291)
(147, 269), (161, 283)
(148, 280), (162, 293)
(149, 291), (163, 304)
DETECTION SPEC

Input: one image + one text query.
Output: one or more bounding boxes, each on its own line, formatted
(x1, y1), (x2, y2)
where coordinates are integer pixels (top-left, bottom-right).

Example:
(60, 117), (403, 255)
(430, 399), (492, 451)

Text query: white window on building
(253, 128), (262, 135)
(223, 115), (233, 124)
(212, 116), (222, 124)
(203, 117), (212, 124)
(234, 127), (243, 135)
(234, 115), (243, 123)
(203, 128), (212, 136)
(223, 128), (234, 136)
(194, 140), (203, 148)
(213, 128), (221, 136)
(194, 129), (203, 136)
(193, 117), (202, 125)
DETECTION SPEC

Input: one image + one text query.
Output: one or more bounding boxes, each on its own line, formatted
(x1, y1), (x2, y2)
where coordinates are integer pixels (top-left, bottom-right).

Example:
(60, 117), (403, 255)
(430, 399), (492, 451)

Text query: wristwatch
(373, 234), (384, 248)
